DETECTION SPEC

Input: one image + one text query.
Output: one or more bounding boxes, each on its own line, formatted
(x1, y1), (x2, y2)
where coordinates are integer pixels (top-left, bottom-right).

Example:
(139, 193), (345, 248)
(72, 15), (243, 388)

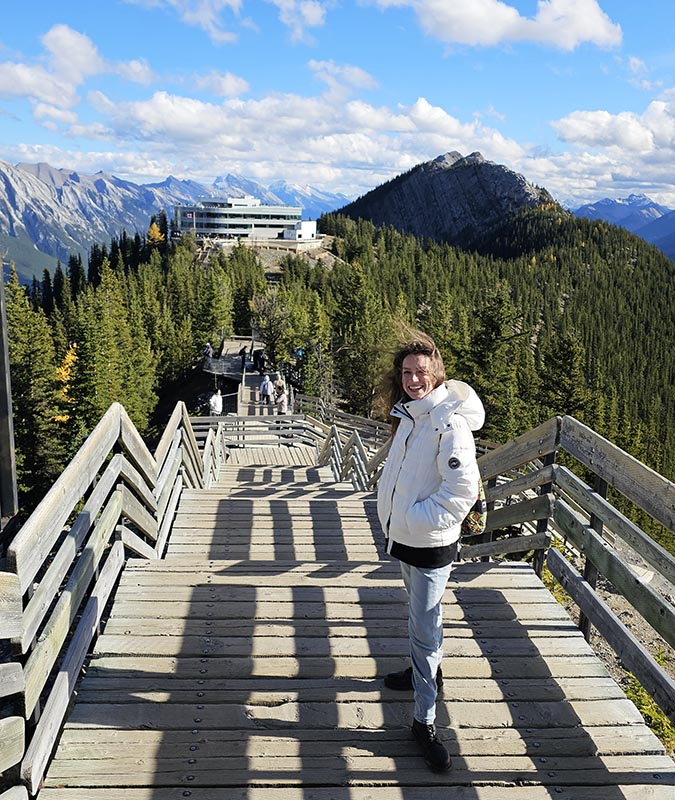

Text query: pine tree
(538, 329), (591, 421)
(5, 267), (65, 507)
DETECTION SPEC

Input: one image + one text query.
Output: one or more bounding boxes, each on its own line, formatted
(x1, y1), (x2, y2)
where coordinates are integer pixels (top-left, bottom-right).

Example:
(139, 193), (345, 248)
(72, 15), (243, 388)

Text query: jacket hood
(394, 379), (485, 432)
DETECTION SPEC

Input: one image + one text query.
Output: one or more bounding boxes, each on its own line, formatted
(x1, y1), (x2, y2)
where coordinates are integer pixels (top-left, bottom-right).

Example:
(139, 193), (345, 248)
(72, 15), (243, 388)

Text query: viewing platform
(1, 369), (674, 798)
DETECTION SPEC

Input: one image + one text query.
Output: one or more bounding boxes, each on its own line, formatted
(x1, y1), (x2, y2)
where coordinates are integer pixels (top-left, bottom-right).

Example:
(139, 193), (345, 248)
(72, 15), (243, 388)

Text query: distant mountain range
(2, 155), (674, 285)
(572, 193), (675, 261)
(335, 151), (554, 249)
(0, 160), (349, 282)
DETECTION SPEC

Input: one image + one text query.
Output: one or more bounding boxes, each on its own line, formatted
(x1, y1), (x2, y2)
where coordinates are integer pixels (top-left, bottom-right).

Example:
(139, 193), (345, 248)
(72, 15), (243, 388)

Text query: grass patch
(625, 656), (675, 755)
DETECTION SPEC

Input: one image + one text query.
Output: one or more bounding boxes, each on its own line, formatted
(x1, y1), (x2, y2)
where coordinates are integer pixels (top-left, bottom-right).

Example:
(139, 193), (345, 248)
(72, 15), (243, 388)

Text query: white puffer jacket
(377, 380), (485, 550)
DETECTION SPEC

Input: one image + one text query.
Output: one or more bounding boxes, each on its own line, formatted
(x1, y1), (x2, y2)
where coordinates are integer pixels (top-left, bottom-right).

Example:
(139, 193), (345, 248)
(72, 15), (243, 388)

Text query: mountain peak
(337, 152), (552, 247)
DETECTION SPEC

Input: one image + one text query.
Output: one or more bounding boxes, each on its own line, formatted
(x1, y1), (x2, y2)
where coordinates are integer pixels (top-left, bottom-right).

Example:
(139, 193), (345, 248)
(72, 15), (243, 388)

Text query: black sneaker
(383, 665), (444, 694)
(411, 719), (451, 772)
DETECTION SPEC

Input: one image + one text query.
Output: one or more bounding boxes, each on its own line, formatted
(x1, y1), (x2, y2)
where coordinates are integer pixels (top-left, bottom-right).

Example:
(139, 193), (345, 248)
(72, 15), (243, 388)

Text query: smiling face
(401, 353), (436, 401)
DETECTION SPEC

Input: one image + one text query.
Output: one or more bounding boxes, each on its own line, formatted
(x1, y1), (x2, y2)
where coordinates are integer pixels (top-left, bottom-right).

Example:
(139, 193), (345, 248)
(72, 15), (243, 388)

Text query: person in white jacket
(377, 330), (484, 773)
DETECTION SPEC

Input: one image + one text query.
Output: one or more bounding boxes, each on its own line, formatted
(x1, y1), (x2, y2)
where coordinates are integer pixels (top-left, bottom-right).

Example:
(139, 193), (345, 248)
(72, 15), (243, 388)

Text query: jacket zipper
(385, 404), (414, 550)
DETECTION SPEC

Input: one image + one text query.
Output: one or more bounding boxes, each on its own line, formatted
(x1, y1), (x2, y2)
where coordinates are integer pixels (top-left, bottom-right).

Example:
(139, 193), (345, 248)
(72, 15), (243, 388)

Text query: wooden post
(533, 452), (556, 577)
(480, 476), (498, 563)
(579, 475), (608, 641)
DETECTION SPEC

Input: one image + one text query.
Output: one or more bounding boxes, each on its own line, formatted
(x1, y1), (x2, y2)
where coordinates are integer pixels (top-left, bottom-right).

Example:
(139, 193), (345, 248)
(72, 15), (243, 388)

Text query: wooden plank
(120, 525), (158, 560)
(0, 570), (21, 638)
(561, 415), (675, 533)
(157, 452), (181, 532)
(21, 540), (125, 796)
(7, 402), (121, 594)
(118, 453), (157, 514)
(153, 401), (183, 474)
(154, 430), (180, 508)
(62, 696), (646, 731)
(486, 463), (555, 503)
(53, 723), (663, 756)
(86, 653), (613, 680)
(40, 754), (675, 786)
(0, 788), (28, 800)
(23, 491), (122, 713)
(180, 404), (205, 489)
(548, 547), (675, 723)
(155, 473), (182, 557)
(120, 485), (157, 542)
(0, 663), (24, 698)
(461, 531), (551, 560)
(34, 786), (675, 800)
(0, 717), (23, 773)
(108, 598), (571, 621)
(99, 617), (580, 640)
(75, 675), (624, 704)
(93, 631), (595, 658)
(477, 417), (560, 481)
(485, 493), (555, 532)
(110, 585), (559, 606)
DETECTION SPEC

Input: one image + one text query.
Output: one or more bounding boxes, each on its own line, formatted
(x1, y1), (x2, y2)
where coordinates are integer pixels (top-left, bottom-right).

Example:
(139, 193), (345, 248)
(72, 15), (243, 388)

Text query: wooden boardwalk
(37, 448), (675, 798)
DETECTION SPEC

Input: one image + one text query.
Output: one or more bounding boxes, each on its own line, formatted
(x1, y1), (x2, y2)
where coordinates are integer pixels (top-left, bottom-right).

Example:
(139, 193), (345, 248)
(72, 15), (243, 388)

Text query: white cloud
(33, 104), (79, 125)
(0, 62), (77, 107)
(123, 0), (241, 43)
(41, 25), (106, 84)
(552, 106), (664, 152)
(344, 100), (414, 132)
(195, 70), (250, 96)
(308, 60), (378, 98)
(368, 0), (622, 50)
(628, 56), (647, 75)
(0, 25), (157, 117)
(266, 0), (328, 42)
(115, 59), (155, 85)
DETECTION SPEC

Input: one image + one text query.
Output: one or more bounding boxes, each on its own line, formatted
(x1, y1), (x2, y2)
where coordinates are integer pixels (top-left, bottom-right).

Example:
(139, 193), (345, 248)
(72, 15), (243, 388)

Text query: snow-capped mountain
(572, 193), (675, 260)
(573, 194), (672, 233)
(211, 174), (283, 205)
(269, 180), (350, 221)
(0, 160), (350, 282)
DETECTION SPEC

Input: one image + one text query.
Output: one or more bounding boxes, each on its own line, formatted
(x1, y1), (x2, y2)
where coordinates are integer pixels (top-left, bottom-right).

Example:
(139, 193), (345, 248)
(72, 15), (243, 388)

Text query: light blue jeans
(400, 561), (453, 725)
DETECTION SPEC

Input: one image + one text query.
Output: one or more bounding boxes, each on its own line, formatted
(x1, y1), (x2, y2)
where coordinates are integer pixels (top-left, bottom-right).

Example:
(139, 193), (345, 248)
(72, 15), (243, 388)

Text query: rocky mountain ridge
(334, 151), (554, 247)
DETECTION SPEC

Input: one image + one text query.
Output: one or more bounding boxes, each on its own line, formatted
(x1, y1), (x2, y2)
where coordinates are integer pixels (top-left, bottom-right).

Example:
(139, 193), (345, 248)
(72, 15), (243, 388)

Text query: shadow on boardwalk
(38, 462), (674, 798)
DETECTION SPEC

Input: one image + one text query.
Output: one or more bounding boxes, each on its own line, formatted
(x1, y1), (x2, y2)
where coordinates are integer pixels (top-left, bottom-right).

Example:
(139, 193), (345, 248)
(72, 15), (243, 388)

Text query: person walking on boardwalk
(208, 388), (223, 416)
(274, 382), (288, 414)
(376, 329), (484, 772)
(259, 373), (274, 405)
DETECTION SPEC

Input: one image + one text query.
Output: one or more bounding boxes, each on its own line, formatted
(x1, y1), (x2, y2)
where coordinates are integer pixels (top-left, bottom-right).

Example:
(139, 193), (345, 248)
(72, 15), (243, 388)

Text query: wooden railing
(0, 401), (211, 797)
(473, 415), (675, 724)
(294, 394), (391, 452)
(2, 402), (674, 799)
(203, 414), (327, 452)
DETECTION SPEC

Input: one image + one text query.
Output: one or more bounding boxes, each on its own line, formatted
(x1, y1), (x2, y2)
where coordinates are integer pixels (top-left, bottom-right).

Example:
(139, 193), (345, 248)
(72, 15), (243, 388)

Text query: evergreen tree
(67, 253), (86, 300)
(5, 267), (65, 507)
(41, 269), (54, 315)
(538, 329), (591, 421)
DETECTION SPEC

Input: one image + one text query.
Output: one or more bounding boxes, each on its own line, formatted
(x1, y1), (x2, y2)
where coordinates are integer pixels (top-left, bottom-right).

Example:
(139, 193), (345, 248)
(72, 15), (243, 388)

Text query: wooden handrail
(0, 399), (207, 795)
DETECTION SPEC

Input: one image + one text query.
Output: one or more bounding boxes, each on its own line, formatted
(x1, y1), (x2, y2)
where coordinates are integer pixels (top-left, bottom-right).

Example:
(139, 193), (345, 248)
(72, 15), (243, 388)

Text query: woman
(377, 330), (484, 772)
(275, 383), (288, 415)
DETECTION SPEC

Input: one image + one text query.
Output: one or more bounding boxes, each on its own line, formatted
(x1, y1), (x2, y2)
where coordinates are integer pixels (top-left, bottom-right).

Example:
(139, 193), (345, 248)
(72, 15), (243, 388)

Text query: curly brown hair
(383, 329), (446, 433)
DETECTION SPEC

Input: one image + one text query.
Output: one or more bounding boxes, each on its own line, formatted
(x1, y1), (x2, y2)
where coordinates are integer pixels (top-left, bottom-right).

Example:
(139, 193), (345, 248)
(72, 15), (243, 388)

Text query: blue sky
(1, 0), (675, 206)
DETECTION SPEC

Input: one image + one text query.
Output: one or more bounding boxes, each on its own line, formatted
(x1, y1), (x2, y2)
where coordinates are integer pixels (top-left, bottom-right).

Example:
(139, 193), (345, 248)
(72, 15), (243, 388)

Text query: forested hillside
(5, 204), (674, 551)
